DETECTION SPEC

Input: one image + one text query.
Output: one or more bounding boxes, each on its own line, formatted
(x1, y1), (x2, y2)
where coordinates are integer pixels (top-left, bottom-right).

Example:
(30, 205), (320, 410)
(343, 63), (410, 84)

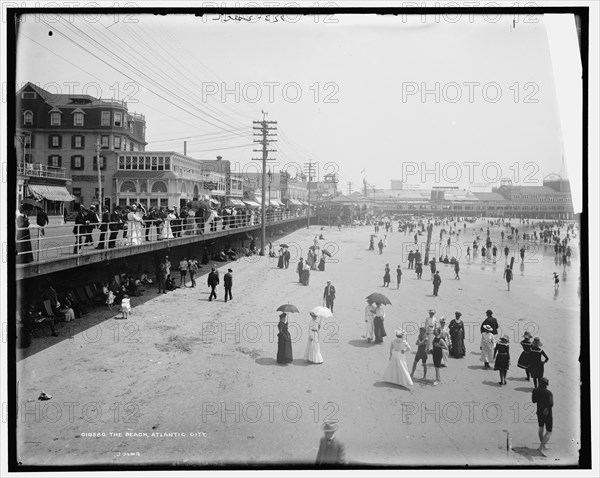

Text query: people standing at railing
(127, 204), (144, 246)
(161, 209), (175, 239)
(72, 206), (87, 254)
(84, 205), (99, 247)
(143, 206), (154, 242)
(36, 208), (49, 237)
(96, 205), (110, 249)
(16, 206), (34, 264)
(172, 206), (182, 237)
(108, 206), (122, 249)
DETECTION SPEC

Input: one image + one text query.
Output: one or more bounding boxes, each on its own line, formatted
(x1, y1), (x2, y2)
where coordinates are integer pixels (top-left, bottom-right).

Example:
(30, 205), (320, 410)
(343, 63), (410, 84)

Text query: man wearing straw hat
(315, 421), (346, 465)
(424, 309), (438, 352)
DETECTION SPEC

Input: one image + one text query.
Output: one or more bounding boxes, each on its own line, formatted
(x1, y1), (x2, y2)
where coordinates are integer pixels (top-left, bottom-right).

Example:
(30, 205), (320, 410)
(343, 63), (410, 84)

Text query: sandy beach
(16, 218), (581, 466)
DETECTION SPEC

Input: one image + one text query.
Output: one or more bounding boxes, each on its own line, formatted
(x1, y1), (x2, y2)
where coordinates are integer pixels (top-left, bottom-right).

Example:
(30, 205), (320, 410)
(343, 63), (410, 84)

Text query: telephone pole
(96, 139), (102, 208)
(252, 115), (277, 255)
(304, 160), (316, 228)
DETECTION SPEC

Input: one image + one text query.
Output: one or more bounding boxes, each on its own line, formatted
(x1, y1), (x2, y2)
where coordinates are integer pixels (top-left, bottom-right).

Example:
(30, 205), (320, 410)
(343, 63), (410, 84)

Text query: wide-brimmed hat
(455, 311), (462, 317)
(440, 316), (446, 323)
(500, 335), (510, 343)
(523, 331), (532, 339)
(395, 329), (404, 337)
(483, 324), (493, 332)
(532, 337), (543, 346)
(279, 312), (287, 319)
(322, 422), (338, 432)
(428, 308), (436, 314)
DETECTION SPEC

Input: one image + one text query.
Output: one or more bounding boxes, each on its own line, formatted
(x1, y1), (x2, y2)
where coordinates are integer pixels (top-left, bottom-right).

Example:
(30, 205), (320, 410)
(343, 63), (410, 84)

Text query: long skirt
(382, 352), (413, 388)
(304, 339), (323, 364)
(517, 351), (530, 370)
(277, 256), (284, 268)
(450, 331), (465, 358)
(373, 317), (387, 343)
(277, 336), (293, 363)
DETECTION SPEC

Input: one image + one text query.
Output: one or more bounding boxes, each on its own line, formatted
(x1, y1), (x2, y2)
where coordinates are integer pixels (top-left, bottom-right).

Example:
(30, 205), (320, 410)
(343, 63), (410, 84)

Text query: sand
(16, 218), (581, 466)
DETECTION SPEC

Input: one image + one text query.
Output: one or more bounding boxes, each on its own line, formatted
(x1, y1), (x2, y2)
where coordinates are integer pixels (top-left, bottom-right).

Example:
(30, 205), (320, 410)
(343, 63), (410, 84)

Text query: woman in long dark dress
(448, 311), (466, 358)
(277, 248), (284, 268)
(277, 313), (293, 364)
(494, 335), (510, 385)
(373, 303), (387, 344)
(16, 208), (34, 264)
(383, 264), (391, 287)
(517, 331), (533, 380)
(318, 254), (326, 271)
(528, 337), (549, 388)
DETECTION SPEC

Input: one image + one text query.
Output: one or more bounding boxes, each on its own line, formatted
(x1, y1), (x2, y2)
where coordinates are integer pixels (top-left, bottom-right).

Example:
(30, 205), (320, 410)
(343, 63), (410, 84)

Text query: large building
(16, 83), (240, 212)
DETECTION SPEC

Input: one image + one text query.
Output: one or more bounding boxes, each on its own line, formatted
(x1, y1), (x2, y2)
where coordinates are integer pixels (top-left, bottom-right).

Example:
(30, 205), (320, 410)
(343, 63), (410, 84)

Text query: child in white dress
(121, 294), (131, 319)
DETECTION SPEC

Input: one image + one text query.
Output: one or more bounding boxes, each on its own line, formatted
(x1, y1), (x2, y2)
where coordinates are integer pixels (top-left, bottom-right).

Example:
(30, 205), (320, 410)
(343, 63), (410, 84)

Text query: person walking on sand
(383, 264), (391, 287)
(315, 422), (346, 465)
(424, 308), (438, 352)
(223, 268), (233, 302)
(529, 337), (549, 388)
(432, 271), (442, 296)
(448, 311), (465, 358)
(480, 324), (496, 369)
(382, 329), (413, 389)
(323, 280), (336, 312)
(439, 317), (450, 366)
(494, 335), (511, 385)
(454, 261), (460, 280)
(411, 327), (429, 380)
(373, 302), (387, 344)
(396, 265), (402, 289)
(378, 239), (384, 254)
(415, 261), (423, 279)
(120, 294), (131, 320)
(364, 299), (376, 343)
(276, 312), (293, 364)
(532, 377), (553, 456)
(481, 309), (499, 336)
(207, 266), (219, 301)
(431, 328), (447, 385)
(553, 272), (560, 289)
(304, 312), (324, 364)
(179, 257), (188, 287)
(503, 264), (513, 291)
(518, 331), (533, 381)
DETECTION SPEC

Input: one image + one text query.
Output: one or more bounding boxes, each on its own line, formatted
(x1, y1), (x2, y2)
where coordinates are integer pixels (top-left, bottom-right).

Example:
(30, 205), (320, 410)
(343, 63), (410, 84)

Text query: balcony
(17, 163), (70, 180)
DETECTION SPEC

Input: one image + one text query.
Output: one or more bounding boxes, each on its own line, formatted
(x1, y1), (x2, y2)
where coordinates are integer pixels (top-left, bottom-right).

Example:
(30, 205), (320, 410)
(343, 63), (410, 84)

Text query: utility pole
(304, 160), (316, 228)
(96, 139), (102, 208)
(252, 115), (277, 255)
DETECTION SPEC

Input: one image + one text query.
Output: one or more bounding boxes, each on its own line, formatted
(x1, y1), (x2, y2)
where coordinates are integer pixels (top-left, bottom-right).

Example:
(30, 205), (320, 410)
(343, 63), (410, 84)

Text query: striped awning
(269, 199), (282, 207)
(243, 200), (261, 208)
(28, 184), (74, 202)
(287, 198), (302, 206)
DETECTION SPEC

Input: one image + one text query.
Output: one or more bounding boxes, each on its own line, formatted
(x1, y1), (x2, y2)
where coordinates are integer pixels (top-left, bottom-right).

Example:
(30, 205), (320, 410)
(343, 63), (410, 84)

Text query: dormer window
(50, 112), (61, 126)
(23, 110), (33, 125)
(74, 112), (84, 126)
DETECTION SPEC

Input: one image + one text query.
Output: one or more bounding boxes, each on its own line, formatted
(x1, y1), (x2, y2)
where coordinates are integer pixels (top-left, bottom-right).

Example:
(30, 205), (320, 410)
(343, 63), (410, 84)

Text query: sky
(14, 10), (579, 197)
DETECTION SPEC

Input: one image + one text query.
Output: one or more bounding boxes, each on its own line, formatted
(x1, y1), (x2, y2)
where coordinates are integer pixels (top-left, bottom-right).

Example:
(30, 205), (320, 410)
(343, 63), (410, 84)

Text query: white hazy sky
(15, 11), (576, 194)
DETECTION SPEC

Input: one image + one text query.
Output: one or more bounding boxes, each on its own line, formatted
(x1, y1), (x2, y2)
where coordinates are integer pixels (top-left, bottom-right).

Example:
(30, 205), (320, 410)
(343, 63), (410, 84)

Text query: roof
(473, 192), (508, 201)
(499, 185), (562, 195)
(19, 82), (125, 108)
(113, 171), (178, 179)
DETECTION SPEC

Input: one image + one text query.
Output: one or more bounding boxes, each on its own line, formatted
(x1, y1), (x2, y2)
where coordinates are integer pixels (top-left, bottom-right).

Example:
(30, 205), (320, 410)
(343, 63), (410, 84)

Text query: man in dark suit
(323, 280), (336, 312)
(432, 271), (442, 296)
(315, 422), (345, 465)
(96, 205), (110, 249)
(284, 248), (291, 269)
(223, 268), (233, 302)
(207, 266), (219, 301)
(84, 205), (99, 246)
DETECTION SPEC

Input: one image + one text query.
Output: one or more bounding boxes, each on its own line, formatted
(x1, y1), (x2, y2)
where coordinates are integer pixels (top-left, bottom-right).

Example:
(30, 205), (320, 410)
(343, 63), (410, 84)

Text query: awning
(274, 199), (285, 207)
(28, 184), (74, 202)
(231, 198), (245, 206)
(299, 200), (309, 206)
(287, 198), (302, 206)
(269, 199), (281, 207)
(243, 200), (261, 208)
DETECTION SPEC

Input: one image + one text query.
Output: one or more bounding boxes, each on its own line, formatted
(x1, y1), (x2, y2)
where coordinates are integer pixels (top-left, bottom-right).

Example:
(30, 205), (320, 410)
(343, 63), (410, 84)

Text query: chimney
(184, 141), (187, 156)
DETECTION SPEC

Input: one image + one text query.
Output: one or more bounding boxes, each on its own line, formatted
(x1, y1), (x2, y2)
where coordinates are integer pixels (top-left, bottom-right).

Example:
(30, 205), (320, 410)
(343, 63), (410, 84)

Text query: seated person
(140, 271), (153, 285)
(64, 290), (86, 318)
(126, 275), (142, 297)
(450, 256), (457, 264)
(443, 255), (450, 263)
(22, 304), (58, 337)
(165, 274), (178, 291)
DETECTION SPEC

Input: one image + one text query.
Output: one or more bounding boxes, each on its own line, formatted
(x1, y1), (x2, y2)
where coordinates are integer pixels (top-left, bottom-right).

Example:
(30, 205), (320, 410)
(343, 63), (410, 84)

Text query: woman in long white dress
(439, 317), (451, 366)
(382, 330), (413, 388)
(304, 313), (324, 364)
(160, 209), (175, 239)
(127, 205), (144, 245)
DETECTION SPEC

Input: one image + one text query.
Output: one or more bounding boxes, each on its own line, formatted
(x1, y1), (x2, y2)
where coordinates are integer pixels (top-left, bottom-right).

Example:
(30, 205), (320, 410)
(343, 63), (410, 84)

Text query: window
(101, 111), (110, 126)
(22, 91), (37, 99)
(114, 112), (123, 127)
(48, 155), (61, 167)
(49, 135), (62, 148)
(50, 112), (61, 126)
(72, 188), (82, 196)
(160, 198), (169, 208)
(118, 198), (128, 207)
(150, 198), (158, 208)
(74, 112), (84, 126)
(71, 155), (84, 170)
(100, 135), (109, 149)
(23, 111), (33, 125)
(120, 181), (137, 193)
(72, 135), (85, 149)
(93, 155), (106, 170)
(129, 121), (134, 133)
(114, 136), (122, 150)
(151, 181), (167, 193)
(24, 135), (33, 148)
(24, 153), (32, 162)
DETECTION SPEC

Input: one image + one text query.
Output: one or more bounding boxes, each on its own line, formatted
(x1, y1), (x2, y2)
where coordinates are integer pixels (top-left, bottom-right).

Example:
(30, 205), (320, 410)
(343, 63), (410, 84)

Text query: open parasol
(321, 249), (332, 257)
(277, 304), (299, 314)
(279, 244), (288, 248)
(310, 306), (333, 319)
(366, 292), (392, 305)
(21, 198), (44, 209)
